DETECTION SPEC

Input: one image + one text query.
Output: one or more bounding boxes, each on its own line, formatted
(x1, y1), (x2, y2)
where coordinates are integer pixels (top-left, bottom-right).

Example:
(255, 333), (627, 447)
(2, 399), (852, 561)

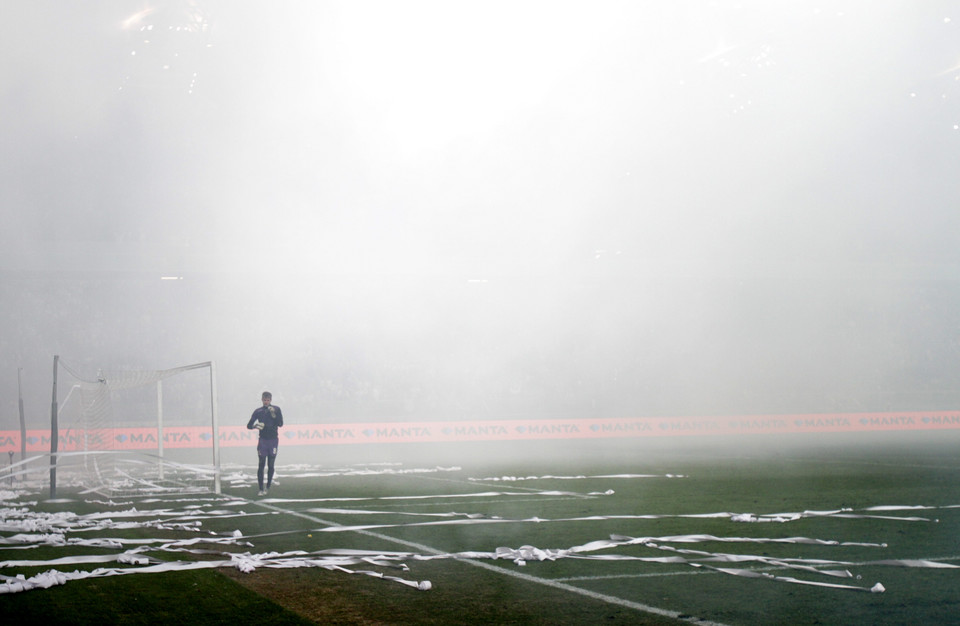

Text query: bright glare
(327, 2), (607, 154)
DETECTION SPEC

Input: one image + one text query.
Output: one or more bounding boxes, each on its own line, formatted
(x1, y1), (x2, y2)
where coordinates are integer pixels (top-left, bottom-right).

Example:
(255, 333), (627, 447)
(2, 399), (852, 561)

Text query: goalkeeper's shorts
(257, 438), (279, 457)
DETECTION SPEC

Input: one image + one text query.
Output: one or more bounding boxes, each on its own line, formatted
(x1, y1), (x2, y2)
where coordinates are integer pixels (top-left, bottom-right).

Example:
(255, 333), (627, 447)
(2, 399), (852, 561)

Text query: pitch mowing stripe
(249, 498), (731, 626)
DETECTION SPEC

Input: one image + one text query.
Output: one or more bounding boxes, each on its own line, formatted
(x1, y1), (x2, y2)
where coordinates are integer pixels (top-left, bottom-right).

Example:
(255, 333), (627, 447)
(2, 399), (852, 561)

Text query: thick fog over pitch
(2, 1), (959, 427)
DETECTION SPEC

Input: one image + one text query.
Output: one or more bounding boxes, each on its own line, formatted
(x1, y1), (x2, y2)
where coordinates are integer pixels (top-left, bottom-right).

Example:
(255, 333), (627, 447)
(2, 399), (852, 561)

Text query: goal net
(49, 356), (222, 497)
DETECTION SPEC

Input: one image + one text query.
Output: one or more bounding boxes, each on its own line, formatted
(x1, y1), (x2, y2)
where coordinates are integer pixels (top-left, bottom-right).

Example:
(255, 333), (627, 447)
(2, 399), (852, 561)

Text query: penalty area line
(247, 497), (730, 626)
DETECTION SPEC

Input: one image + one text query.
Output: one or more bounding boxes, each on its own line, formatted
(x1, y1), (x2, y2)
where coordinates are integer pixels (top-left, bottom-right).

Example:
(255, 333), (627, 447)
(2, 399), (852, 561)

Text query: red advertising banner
(1, 411), (959, 453)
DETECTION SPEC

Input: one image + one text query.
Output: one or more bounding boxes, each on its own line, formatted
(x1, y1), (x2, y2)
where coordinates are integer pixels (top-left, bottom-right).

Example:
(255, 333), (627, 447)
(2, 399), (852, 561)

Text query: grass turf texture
(2, 432), (959, 625)
(0, 568), (314, 625)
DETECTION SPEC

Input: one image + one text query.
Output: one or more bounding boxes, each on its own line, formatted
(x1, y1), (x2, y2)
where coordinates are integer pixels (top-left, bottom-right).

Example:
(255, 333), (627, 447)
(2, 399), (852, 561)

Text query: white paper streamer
(469, 474), (686, 482)
(3, 469), (959, 599)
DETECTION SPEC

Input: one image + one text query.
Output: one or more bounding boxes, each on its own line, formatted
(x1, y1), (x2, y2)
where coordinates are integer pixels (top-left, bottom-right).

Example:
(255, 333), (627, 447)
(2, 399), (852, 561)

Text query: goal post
(49, 356), (222, 497)
(153, 360), (222, 494)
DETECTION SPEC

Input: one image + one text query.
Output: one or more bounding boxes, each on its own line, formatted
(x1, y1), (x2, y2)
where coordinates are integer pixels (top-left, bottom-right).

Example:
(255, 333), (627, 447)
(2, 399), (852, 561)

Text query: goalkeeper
(247, 391), (284, 496)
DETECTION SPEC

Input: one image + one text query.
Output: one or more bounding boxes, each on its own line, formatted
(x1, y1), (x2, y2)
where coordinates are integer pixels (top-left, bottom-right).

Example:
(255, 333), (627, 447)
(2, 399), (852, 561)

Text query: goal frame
(49, 356), (222, 497)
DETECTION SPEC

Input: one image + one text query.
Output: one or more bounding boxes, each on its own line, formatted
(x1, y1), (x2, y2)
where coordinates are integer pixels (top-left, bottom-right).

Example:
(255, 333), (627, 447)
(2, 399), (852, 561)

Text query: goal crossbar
(49, 356), (221, 497)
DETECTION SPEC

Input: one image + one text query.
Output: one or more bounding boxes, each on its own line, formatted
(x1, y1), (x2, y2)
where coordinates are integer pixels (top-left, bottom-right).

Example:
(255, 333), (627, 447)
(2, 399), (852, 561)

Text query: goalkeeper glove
(254, 420), (265, 430)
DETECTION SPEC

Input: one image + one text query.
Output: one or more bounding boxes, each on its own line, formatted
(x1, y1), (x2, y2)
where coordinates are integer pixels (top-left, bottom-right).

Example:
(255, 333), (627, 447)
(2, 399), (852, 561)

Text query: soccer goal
(49, 356), (222, 497)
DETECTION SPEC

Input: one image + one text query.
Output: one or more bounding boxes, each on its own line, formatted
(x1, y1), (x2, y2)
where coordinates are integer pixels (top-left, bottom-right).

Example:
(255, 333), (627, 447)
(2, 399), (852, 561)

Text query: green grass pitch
(2, 432), (958, 625)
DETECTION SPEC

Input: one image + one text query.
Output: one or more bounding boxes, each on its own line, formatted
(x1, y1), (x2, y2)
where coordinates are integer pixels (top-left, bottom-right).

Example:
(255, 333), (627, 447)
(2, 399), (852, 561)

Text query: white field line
(558, 570), (719, 582)
(248, 497), (732, 626)
(417, 473), (598, 498)
(552, 555), (960, 583)
(334, 496), (585, 511)
(729, 454), (960, 472)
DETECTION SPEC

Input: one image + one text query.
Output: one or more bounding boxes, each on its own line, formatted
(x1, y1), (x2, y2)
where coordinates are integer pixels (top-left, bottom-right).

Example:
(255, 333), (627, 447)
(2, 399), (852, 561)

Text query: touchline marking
(736, 454), (960, 472)
(552, 555), (960, 583)
(557, 570), (719, 582)
(248, 497), (731, 626)
(336, 496), (584, 511)
(447, 557), (731, 626)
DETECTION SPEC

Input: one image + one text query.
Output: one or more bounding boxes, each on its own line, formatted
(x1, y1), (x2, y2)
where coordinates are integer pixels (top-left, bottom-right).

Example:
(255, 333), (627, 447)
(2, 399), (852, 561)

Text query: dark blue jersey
(247, 404), (283, 439)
